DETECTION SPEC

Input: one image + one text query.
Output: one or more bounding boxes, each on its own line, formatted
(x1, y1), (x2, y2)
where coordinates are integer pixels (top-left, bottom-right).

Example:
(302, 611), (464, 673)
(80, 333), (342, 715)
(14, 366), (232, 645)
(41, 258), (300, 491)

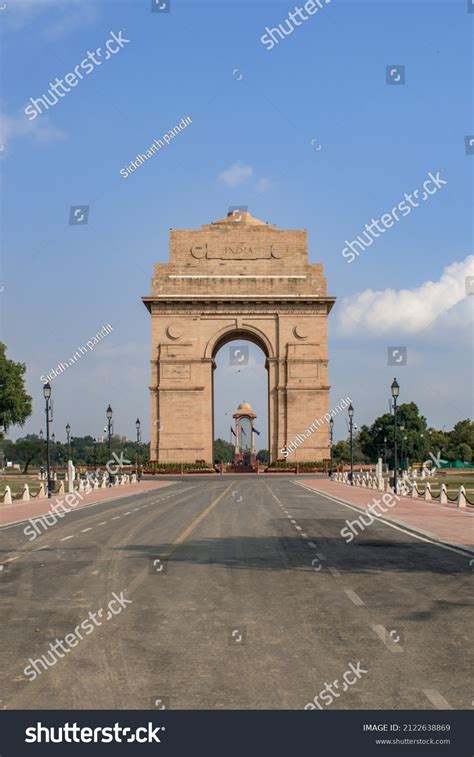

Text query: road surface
(1, 477), (471, 710)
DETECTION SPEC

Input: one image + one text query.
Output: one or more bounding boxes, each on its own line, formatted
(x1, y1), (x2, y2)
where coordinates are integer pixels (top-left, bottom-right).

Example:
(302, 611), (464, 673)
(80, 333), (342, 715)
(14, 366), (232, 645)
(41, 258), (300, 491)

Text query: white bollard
(457, 485), (466, 509)
(440, 483), (448, 504)
(37, 483), (46, 499)
(424, 482), (432, 501)
(4, 485), (12, 504)
(79, 479), (85, 493)
(58, 481), (65, 496)
(101, 476), (107, 489)
(22, 483), (30, 502)
(131, 473), (137, 484)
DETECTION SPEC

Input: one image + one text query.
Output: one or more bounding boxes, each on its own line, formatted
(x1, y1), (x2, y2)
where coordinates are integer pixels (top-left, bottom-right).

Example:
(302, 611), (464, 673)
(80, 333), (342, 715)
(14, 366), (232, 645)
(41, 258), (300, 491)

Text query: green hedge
(144, 461), (214, 474)
(266, 460), (326, 472)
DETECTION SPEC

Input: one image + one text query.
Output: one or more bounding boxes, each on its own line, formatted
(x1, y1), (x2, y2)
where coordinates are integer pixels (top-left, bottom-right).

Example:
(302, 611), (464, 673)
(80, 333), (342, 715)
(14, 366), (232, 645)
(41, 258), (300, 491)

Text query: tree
(257, 449), (269, 463)
(358, 403), (428, 464)
(0, 343), (32, 435)
(332, 440), (350, 463)
(456, 443), (472, 464)
(213, 438), (234, 463)
(8, 434), (43, 473)
(447, 420), (474, 455)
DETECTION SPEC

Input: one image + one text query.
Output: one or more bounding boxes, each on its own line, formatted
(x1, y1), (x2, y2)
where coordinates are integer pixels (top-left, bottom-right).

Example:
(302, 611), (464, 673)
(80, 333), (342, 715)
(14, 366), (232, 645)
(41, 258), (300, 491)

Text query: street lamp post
(136, 418), (141, 481)
(0, 424), (4, 473)
(51, 433), (56, 470)
(348, 403), (354, 485)
(106, 405), (113, 485)
(399, 424), (405, 470)
(43, 382), (52, 498)
(391, 378), (400, 493)
(329, 417), (334, 477)
(66, 423), (71, 460)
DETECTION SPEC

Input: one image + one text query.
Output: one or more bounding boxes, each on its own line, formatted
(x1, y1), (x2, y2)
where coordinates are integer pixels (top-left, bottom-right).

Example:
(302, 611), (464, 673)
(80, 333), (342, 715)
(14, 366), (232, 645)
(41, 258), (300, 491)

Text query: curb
(293, 481), (474, 558)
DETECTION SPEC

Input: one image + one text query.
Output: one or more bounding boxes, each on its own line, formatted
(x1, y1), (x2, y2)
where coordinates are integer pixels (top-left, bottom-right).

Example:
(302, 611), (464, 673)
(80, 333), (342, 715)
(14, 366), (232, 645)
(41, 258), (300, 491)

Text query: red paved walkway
(0, 480), (174, 527)
(296, 478), (474, 553)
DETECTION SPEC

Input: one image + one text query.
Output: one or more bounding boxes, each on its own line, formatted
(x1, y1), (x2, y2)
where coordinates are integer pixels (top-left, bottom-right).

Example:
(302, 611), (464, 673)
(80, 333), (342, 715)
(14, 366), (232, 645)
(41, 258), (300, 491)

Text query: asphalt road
(0, 477), (472, 710)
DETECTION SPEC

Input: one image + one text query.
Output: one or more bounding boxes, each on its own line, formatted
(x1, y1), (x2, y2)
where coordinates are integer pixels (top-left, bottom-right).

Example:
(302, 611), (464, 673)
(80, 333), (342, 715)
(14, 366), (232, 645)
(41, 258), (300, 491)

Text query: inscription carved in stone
(190, 244), (283, 260)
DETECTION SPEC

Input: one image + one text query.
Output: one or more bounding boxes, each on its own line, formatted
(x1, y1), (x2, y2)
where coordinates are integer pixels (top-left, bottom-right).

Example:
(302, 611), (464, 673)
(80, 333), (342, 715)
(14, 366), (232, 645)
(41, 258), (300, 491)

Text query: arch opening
(212, 335), (269, 468)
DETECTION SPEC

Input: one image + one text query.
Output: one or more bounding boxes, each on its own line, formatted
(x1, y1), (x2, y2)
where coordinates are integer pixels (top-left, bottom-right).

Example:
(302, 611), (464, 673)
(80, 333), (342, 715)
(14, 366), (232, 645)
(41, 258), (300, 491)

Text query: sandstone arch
(142, 210), (335, 464)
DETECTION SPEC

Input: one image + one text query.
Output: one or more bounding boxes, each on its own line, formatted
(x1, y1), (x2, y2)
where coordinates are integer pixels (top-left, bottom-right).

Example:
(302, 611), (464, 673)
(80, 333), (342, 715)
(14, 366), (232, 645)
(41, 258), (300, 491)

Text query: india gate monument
(142, 210), (335, 464)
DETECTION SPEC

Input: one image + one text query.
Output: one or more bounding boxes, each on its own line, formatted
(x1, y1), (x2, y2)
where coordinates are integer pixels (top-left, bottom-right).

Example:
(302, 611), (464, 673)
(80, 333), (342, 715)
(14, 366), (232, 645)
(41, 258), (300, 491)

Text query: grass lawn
(0, 475), (63, 498)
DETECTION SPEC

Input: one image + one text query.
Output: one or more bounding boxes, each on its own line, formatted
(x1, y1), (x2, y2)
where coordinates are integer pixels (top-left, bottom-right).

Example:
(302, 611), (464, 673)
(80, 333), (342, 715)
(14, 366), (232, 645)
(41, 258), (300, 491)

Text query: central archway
(211, 331), (270, 467)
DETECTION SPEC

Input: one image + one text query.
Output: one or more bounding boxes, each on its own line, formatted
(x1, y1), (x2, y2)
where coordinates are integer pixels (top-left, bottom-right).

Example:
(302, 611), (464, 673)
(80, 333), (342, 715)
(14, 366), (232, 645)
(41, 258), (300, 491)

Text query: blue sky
(1, 0), (473, 448)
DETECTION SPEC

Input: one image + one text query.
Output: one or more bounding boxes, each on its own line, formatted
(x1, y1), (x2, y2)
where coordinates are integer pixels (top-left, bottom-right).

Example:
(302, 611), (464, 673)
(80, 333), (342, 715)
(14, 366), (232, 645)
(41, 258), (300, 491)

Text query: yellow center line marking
(173, 482), (235, 545)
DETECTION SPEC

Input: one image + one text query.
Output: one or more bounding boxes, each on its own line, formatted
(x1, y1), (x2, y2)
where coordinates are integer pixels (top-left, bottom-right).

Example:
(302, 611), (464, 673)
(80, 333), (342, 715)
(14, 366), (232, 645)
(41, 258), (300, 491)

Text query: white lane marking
(0, 484), (179, 531)
(344, 589), (365, 606)
(90, 570), (100, 576)
(371, 624), (404, 653)
(264, 483), (284, 507)
(423, 689), (452, 710)
(328, 566), (341, 578)
(4, 555), (20, 563)
(124, 512), (131, 515)
(60, 535), (74, 541)
(98, 521), (107, 526)
(33, 544), (50, 551)
(290, 519), (297, 524)
(133, 508), (140, 512)
(315, 552), (326, 560)
(81, 528), (92, 533)
(112, 516), (121, 520)
(294, 525), (302, 531)
(308, 541), (317, 548)
(301, 533), (309, 539)
(293, 482), (474, 558)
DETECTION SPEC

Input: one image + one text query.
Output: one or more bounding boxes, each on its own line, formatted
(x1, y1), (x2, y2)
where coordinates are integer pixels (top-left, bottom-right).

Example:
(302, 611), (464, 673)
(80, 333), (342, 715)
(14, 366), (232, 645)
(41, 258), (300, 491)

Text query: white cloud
(218, 162), (253, 188)
(256, 177), (271, 192)
(0, 111), (65, 149)
(7, 0), (98, 35)
(336, 255), (474, 336)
